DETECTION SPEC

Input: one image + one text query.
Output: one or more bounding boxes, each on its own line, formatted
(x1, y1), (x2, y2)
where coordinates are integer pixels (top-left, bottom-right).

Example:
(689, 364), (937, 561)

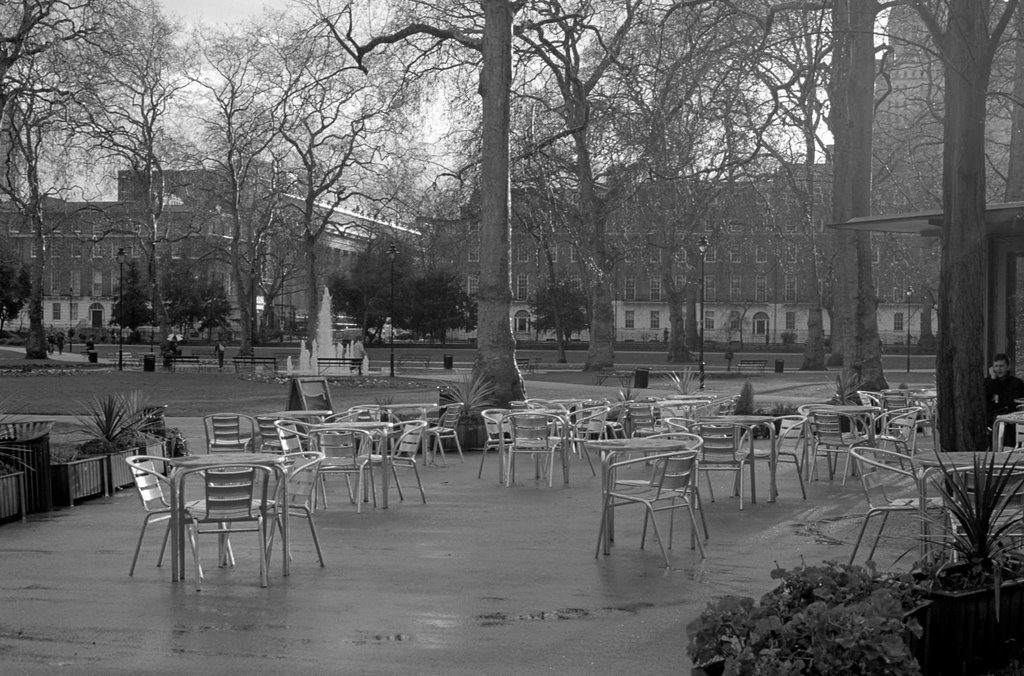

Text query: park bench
(593, 370), (635, 387)
(515, 357), (541, 374)
(232, 355), (278, 372)
(169, 354), (204, 371)
(737, 359), (768, 372)
(397, 352), (432, 368)
(317, 357), (363, 375)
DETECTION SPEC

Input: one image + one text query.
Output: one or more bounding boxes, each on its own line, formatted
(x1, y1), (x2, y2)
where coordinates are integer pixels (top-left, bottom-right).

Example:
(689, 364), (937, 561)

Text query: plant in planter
(77, 391), (158, 490)
(828, 371), (863, 405)
(686, 561), (924, 675)
(438, 372), (498, 451)
(49, 442), (107, 507)
(911, 456), (1024, 675)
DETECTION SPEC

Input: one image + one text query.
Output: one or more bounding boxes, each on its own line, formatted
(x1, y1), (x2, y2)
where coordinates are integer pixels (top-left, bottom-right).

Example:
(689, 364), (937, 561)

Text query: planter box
(912, 579), (1024, 675)
(105, 450), (136, 491)
(456, 418), (487, 452)
(50, 456), (107, 507)
(0, 471), (26, 523)
(0, 434), (52, 513)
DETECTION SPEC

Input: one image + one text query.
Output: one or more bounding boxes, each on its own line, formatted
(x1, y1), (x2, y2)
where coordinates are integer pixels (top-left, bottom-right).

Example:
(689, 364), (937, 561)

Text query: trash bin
(443, 354), (453, 370)
(633, 367), (650, 389)
(143, 354), (156, 372)
(87, 350), (98, 363)
(775, 359), (784, 373)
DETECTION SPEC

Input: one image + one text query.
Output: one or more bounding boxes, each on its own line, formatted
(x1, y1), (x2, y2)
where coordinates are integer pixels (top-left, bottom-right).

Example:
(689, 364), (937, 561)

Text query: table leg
(747, 428), (757, 504)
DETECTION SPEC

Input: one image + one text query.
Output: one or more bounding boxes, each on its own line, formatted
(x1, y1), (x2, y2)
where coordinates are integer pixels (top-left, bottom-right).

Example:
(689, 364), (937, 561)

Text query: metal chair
(181, 462), (275, 589)
(691, 421), (763, 510)
(125, 455), (173, 576)
(308, 426), (377, 512)
(876, 406), (923, 456)
(480, 408), (511, 479)
(389, 421), (428, 504)
(596, 449), (706, 566)
(426, 403), (464, 465)
(773, 415), (808, 500)
(203, 413), (257, 454)
(266, 451), (326, 568)
(804, 408), (871, 484)
(501, 411), (569, 487)
(848, 446), (943, 564)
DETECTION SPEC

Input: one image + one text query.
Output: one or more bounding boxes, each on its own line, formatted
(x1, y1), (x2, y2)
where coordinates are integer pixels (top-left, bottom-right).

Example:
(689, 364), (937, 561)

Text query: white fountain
(287, 287), (362, 375)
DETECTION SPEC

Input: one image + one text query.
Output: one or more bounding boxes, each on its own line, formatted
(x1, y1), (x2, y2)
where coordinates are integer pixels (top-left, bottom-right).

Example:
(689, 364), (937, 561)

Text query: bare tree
(76, 0), (192, 337)
(0, 0), (96, 358)
(913, 0), (1018, 452)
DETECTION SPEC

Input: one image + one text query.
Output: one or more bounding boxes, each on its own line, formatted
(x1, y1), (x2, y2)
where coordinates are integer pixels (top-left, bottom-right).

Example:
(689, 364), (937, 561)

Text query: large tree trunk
(26, 212), (46, 358)
(932, 1), (1001, 452)
(475, 0), (525, 404)
(802, 304), (826, 370)
(1005, 8), (1024, 202)
(578, 131), (614, 371)
(829, 0), (887, 390)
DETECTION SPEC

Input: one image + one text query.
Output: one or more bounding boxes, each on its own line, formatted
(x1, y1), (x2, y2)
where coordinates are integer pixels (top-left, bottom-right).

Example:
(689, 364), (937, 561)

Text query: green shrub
(734, 381), (755, 415)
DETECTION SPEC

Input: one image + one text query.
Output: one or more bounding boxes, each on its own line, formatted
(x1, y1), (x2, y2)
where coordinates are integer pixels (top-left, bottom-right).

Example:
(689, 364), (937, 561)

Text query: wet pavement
(1, 416), (927, 675)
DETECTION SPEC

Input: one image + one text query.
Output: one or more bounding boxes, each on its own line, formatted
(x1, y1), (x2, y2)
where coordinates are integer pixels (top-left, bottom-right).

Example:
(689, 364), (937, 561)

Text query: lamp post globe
(115, 247), (127, 371)
(697, 236), (710, 390)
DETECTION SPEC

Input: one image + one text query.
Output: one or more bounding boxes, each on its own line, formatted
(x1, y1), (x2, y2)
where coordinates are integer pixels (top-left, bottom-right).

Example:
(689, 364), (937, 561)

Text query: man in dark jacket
(986, 353), (1024, 447)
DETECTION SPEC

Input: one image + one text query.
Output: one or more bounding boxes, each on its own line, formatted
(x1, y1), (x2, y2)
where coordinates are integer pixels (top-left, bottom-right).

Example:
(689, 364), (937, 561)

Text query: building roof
(829, 202), (1024, 236)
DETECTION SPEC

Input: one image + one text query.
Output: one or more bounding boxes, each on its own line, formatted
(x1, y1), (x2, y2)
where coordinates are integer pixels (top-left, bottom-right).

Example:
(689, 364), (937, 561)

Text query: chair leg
(849, 510), (880, 565)
(304, 508), (325, 567)
(130, 517), (150, 576)
(867, 511), (891, 562)
(478, 446), (490, 479)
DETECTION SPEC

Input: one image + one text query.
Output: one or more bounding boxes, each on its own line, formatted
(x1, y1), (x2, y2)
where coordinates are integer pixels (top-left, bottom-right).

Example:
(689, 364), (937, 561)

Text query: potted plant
(77, 391), (163, 491)
(49, 442), (107, 507)
(911, 455), (1024, 675)
(686, 561), (924, 675)
(438, 372), (498, 451)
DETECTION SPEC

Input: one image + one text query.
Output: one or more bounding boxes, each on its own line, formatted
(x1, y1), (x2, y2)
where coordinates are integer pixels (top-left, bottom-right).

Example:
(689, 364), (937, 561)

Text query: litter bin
(633, 367), (650, 389)
(87, 350), (98, 363)
(775, 359), (784, 373)
(443, 354), (453, 370)
(143, 354), (156, 372)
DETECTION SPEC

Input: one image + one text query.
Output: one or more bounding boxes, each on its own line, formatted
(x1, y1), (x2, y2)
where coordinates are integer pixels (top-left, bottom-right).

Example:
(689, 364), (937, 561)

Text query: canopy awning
(828, 201), (1024, 236)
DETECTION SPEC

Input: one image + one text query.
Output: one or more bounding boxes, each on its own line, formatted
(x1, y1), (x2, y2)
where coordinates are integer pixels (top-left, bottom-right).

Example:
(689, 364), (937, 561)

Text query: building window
(468, 246), (479, 263)
(728, 220), (742, 233)
(624, 277), (636, 301)
(753, 311), (769, 336)
(785, 311), (796, 331)
(570, 247), (578, 262)
(729, 310), (741, 331)
(624, 310), (635, 329)
(52, 303), (61, 321)
(674, 274), (684, 291)
(648, 249), (660, 264)
(517, 246), (530, 263)
(92, 271), (103, 297)
(705, 246), (717, 263)
(31, 241), (39, 258)
(70, 303), (78, 321)
(467, 274), (479, 296)
(550, 246), (557, 262)
(783, 220), (798, 233)
(650, 310), (660, 330)
(730, 276), (742, 301)
(786, 246), (797, 263)
(730, 248), (742, 263)
(569, 278), (582, 293)
(705, 311), (715, 330)
(784, 276), (797, 302)
(514, 310), (530, 332)
(755, 276), (767, 302)
(704, 276), (716, 302)
(649, 278), (661, 301)
(755, 246), (767, 263)
(894, 312), (904, 332)
(70, 270), (80, 295)
(515, 274), (529, 301)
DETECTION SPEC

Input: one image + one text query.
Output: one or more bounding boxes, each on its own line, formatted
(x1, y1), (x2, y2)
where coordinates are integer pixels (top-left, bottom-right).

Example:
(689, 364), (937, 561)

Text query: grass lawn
(0, 361), (443, 416)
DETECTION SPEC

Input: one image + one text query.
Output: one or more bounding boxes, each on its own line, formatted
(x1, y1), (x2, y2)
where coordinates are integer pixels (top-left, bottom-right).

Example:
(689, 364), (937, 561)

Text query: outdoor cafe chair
(856, 391), (885, 408)
(125, 455), (173, 576)
(480, 408), (511, 479)
(181, 462), (275, 589)
(203, 413), (257, 454)
(427, 402), (464, 465)
(773, 415), (808, 500)
(266, 451), (326, 568)
(308, 426), (377, 512)
(848, 446), (943, 565)
(876, 407), (923, 457)
(596, 449), (705, 566)
(255, 415), (286, 453)
(804, 408), (871, 484)
(389, 421), (429, 504)
(502, 411), (569, 487)
(568, 405), (610, 476)
(691, 421), (761, 510)
(625, 402), (660, 438)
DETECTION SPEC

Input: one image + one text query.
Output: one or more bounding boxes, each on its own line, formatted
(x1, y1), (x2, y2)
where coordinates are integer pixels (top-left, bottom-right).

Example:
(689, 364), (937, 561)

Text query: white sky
(158, 0), (292, 25)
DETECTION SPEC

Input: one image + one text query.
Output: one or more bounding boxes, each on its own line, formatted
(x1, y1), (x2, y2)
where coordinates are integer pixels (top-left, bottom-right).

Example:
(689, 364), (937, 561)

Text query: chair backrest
(625, 403), (656, 433)
(310, 426), (374, 459)
(482, 409), (511, 440)
(187, 464), (272, 522)
(574, 406), (610, 437)
(881, 390), (910, 410)
(283, 451), (324, 510)
(255, 416), (284, 451)
(806, 410), (857, 446)
(774, 415), (807, 450)
(850, 446), (917, 509)
(508, 412), (560, 449)
(438, 403), (464, 427)
(275, 420), (310, 454)
(657, 451), (700, 493)
(204, 413), (256, 451)
(880, 407), (921, 441)
(126, 454), (169, 512)
(347, 406), (381, 422)
(644, 431), (705, 451)
(661, 417), (694, 432)
(856, 391), (884, 407)
(392, 424), (428, 459)
(713, 397), (738, 416)
(693, 422), (742, 463)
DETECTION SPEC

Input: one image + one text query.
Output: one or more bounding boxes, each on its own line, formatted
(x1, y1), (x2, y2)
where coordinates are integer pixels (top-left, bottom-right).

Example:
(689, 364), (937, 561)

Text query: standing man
(215, 340), (225, 369)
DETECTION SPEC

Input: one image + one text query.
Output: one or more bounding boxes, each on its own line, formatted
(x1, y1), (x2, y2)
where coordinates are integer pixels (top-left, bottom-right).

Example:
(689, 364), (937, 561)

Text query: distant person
(56, 332), (65, 355)
(215, 341), (225, 369)
(986, 353), (1024, 425)
(350, 339), (367, 374)
(47, 334), (55, 353)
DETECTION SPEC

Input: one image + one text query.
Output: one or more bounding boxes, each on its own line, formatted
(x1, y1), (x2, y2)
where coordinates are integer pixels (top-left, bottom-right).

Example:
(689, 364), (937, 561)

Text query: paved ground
(1, 347), (935, 674)
(1, 424), (929, 674)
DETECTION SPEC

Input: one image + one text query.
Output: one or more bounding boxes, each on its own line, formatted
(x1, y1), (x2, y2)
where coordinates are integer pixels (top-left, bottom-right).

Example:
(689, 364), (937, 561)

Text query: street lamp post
(906, 287), (912, 373)
(116, 247), (127, 371)
(697, 235), (709, 390)
(387, 244), (399, 377)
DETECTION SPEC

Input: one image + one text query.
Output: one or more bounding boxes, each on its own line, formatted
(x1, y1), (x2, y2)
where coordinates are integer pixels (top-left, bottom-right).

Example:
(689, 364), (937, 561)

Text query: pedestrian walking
(56, 332), (65, 355)
(215, 341), (225, 369)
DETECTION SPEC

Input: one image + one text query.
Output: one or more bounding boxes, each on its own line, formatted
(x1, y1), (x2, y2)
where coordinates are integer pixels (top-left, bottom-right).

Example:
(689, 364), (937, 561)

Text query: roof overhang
(828, 201), (1024, 237)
